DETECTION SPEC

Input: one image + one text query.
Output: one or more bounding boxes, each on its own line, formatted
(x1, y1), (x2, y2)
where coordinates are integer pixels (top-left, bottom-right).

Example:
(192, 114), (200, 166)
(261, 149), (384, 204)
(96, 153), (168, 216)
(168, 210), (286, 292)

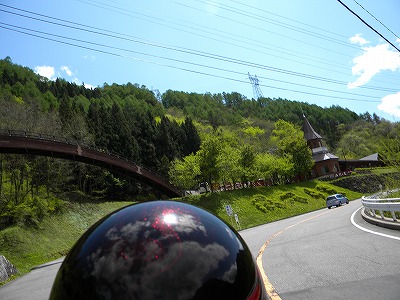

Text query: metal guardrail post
(391, 211), (397, 221)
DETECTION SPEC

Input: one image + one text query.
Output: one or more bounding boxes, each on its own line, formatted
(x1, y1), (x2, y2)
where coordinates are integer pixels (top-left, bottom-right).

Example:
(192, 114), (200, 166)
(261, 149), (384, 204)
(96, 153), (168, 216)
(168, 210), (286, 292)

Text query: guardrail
(361, 194), (400, 223)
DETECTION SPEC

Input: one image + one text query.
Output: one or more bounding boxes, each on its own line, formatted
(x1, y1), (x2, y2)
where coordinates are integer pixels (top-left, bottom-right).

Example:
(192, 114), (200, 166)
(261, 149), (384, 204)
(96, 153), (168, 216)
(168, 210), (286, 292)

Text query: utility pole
(248, 72), (264, 100)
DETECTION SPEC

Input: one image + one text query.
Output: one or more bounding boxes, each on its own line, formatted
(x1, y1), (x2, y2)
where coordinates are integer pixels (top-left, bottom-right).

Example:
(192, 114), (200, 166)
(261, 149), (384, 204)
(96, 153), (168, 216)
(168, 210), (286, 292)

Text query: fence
(362, 194), (400, 222)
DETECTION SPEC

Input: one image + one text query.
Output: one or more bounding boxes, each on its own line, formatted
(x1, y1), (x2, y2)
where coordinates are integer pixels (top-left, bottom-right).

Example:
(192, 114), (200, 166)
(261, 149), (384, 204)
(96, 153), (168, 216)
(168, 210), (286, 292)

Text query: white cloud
(34, 65), (55, 80)
(348, 43), (400, 89)
(349, 34), (369, 45)
(34, 64), (94, 88)
(378, 92), (400, 118)
(60, 66), (73, 77)
(85, 83), (95, 89)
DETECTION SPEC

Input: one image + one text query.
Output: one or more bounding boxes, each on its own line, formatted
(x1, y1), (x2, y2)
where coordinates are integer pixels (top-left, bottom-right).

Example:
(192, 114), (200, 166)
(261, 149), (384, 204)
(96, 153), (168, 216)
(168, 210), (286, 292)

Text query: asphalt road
(1, 199), (399, 300)
(0, 258), (63, 300)
(240, 198), (400, 300)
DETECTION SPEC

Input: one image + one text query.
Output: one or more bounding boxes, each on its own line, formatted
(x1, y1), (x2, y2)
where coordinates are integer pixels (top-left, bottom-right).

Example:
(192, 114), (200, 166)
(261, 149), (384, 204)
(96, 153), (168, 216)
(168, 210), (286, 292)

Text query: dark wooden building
(302, 115), (341, 178)
(339, 153), (385, 171)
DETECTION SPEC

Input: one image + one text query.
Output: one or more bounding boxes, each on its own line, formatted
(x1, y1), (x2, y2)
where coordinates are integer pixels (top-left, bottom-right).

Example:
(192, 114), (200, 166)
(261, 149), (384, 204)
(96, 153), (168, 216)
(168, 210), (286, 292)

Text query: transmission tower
(248, 73), (264, 100)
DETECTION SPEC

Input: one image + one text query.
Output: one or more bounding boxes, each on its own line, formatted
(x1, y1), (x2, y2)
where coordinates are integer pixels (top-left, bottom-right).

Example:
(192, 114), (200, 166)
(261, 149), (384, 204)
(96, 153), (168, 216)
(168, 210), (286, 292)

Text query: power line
(33, 1), (399, 84)
(0, 4), (396, 93)
(174, 1), (354, 59)
(353, 0), (399, 40)
(0, 3), (396, 105)
(337, 0), (400, 53)
(194, 0), (359, 50)
(0, 2), (352, 78)
(0, 22), (386, 102)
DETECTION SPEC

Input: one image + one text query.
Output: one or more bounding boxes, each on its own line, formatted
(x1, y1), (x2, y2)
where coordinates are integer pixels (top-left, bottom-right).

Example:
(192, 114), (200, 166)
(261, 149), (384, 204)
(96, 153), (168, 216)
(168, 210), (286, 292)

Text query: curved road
(1, 199), (399, 299)
(240, 198), (400, 300)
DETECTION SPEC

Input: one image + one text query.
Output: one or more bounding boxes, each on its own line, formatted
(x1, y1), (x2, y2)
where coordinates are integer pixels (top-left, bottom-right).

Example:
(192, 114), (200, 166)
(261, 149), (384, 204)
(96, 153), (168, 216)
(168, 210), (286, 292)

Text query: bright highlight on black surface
(50, 200), (266, 299)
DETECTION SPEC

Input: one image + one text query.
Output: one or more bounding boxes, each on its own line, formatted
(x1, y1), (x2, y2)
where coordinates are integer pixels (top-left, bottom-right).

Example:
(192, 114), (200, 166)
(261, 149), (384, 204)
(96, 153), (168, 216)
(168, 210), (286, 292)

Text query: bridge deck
(0, 132), (181, 198)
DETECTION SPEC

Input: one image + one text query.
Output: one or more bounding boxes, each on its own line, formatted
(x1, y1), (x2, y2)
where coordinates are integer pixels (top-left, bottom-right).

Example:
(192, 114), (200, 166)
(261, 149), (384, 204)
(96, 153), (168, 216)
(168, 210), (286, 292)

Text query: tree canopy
(0, 56), (396, 225)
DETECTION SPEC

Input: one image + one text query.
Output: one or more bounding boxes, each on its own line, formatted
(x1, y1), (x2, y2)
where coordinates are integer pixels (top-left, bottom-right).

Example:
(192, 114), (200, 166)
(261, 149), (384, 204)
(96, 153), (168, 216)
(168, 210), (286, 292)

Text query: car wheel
(328, 206), (331, 209)
(346, 200), (349, 204)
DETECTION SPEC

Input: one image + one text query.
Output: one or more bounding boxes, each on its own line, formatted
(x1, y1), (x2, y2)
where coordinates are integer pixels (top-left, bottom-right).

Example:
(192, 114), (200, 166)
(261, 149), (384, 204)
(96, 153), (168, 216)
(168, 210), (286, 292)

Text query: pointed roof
(314, 152), (339, 162)
(302, 115), (322, 141)
(359, 153), (379, 161)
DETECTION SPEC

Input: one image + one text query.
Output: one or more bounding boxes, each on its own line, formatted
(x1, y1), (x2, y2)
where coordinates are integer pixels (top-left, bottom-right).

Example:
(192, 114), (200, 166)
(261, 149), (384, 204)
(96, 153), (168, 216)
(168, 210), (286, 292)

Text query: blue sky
(1, 0), (399, 120)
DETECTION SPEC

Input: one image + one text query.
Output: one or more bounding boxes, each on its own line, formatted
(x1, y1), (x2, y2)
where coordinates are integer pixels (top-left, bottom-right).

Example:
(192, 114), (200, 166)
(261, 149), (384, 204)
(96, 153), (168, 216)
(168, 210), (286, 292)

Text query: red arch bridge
(0, 130), (181, 198)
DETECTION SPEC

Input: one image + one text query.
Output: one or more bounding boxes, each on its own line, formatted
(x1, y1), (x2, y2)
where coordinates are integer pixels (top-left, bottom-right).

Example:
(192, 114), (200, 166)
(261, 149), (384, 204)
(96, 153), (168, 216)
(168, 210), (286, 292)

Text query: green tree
(182, 117), (201, 155)
(169, 154), (201, 189)
(379, 123), (400, 168)
(197, 135), (222, 188)
(238, 145), (257, 184)
(270, 120), (314, 180)
(256, 152), (294, 185)
(217, 145), (241, 186)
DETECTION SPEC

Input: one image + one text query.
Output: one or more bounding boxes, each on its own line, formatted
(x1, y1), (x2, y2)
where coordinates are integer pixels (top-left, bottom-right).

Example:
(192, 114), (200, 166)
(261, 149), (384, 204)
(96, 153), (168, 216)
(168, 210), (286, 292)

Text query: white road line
(351, 207), (400, 241)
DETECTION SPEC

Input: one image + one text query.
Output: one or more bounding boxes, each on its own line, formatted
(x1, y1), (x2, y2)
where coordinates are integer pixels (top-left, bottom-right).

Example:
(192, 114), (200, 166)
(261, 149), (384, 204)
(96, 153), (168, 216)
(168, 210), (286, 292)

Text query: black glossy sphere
(50, 201), (264, 300)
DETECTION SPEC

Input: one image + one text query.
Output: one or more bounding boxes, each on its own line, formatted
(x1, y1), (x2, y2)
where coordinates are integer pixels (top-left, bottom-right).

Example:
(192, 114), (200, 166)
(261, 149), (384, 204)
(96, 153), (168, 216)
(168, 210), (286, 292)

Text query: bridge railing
(0, 129), (170, 183)
(0, 129), (80, 145)
(362, 194), (400, 222)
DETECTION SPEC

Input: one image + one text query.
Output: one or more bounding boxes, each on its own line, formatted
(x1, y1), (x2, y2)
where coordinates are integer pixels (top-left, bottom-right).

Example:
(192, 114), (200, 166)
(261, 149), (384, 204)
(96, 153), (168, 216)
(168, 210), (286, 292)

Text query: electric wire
(0, 2), (397, 104)
(173, 1), (353, 59)
(0, 4), (396, 93)
(353, 0), (399, 39)
(1, 21), (386, 98)
(76, 0), (399, 82)
(0, 21), (387, 102)
(193, 0), (359, 50)
(0, 23), (381, 103)
(337, 0), (400, 52)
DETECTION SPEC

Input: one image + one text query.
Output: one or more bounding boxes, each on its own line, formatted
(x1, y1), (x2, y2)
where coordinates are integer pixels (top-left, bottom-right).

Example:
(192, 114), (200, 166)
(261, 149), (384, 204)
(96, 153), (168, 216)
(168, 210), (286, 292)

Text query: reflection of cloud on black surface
(85, 212), (233, 299)
(88, 238), (230, 299)
(174, 213), (207, 235)
(222, 262), (238, 283)
(126, 241), (229, 299)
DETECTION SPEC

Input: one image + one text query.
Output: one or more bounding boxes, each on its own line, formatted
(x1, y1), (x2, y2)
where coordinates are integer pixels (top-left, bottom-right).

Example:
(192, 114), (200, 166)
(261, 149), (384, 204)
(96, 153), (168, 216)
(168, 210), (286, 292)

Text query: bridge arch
(0, 130), (181, 198)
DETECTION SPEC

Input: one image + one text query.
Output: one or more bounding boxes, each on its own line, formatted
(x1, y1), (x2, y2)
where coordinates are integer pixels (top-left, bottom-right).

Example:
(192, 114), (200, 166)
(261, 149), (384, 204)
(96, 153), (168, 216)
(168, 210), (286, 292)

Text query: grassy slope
(179, 180), (362, 229)
(0, 180), (362, 283)
(0, 201), (133, 283)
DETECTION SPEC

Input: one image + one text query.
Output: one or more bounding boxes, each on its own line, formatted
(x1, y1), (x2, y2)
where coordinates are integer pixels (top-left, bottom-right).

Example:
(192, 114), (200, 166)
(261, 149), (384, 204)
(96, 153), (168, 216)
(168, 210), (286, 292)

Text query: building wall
(312, 159), (340, 178)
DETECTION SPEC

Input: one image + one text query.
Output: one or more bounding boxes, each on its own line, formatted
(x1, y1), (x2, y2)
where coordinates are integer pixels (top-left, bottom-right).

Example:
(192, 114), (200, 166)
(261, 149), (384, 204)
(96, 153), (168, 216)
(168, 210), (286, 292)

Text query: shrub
(0, 197), (65, 227)
(316, 185), (337, 195)
(304, 188), (324, 199)
(279, 192), (295, 200)
(294, 196), (308, 204)
(252, 194), (277, 213)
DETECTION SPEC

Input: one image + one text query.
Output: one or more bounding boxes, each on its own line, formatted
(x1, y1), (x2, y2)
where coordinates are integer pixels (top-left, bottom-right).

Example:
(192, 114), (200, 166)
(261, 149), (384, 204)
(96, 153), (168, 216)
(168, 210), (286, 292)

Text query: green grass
(370, 167), (398, 175)
(0, 179), (363, 284)
(0, 200), (132, 284)
(178, 180), (362, 229)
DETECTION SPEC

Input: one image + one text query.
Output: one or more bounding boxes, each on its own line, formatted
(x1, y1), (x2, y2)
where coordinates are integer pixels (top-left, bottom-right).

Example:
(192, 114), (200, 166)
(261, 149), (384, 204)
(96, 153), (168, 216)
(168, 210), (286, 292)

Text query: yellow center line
(256, 210), (330, 300)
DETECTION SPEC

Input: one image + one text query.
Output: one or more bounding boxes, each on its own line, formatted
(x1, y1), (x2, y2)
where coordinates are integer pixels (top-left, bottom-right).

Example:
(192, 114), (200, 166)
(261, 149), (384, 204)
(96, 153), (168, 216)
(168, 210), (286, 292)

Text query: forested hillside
(1, 56), (399, 228)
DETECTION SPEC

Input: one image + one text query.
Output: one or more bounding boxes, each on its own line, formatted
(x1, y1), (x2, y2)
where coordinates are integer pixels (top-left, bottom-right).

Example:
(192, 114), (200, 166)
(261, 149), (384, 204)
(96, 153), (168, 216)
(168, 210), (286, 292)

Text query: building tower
(248, 73), (264, 100)
(302, 114), (341, 178)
